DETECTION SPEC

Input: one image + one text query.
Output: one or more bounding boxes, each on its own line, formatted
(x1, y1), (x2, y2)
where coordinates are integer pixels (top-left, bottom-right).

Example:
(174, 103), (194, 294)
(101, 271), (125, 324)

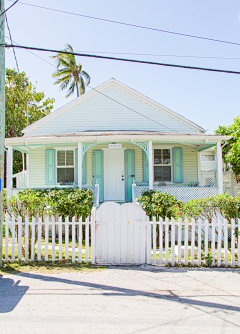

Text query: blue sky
(4, 0), (240, 133)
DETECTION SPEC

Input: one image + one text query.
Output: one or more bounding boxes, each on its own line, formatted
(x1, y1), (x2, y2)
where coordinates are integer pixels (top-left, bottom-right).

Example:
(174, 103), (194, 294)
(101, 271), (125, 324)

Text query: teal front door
(93, 150), (104, 202)
(125, 150), (135, 202)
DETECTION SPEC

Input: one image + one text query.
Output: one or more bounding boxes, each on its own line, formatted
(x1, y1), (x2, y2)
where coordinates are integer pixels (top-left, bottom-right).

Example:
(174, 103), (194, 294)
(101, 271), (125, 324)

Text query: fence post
(146, 216), (151, 264)
(184, 217), (188, 265)
(217, 218), (222, 267)
(72, 216), (76, 263)
(91, 214), (96, 265)
(85, 216), (89, 262)
(159, 217), (163, 265)
(171, 218), (175, 266)
(52, 216), (55, 262)
(12, 216), (15, 261)
(78, 216), (82, 262)
(165, 217), (169, 265)
(224, 219), (228, 267)
(231, 219), (235, 267)
(5, 215), (9, 261)
(65, 217), (69, 260)
(191, 218), (195, 265)
(197, 219), (201, 266)
(205, 218), (208, 259)
(37, 217), (41, 262)
(152, 217), (156, 265)
(31, 217), (35, 262)
(211, 218), (216, 266)
(18, 216), (22, 261)
(178, 217), (182, 265)
(45, 216), (49, 262)
(58, 216), (62, 261)
(25, 216), (29, 262)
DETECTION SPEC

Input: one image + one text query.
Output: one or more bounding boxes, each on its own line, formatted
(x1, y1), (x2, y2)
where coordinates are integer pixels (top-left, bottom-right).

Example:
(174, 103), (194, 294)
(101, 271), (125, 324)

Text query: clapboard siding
(29, 147), (47, 188)
(28, 84), (198, 136)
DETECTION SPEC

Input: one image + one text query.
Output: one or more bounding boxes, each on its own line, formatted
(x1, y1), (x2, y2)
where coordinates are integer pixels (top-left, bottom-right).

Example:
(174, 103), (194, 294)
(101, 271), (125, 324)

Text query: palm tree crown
(51, 44), (90, 98)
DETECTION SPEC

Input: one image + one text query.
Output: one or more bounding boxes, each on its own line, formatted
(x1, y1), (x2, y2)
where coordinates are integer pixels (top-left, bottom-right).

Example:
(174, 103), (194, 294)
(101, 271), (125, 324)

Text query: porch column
(78, 142), (82, 189)
(149, 140), (153, 190)
(217, 142), (223, 195)
(26, 153), (30, 187)
(6, 146), (13, 197)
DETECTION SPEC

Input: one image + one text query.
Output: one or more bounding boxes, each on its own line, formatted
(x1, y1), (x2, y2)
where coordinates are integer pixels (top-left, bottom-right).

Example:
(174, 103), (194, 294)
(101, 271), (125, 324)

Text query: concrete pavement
(0, 266), (240, 333)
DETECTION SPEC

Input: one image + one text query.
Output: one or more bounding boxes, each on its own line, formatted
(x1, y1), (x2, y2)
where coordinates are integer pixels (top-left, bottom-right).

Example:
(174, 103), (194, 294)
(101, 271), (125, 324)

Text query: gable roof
(22, 78), (205, 135)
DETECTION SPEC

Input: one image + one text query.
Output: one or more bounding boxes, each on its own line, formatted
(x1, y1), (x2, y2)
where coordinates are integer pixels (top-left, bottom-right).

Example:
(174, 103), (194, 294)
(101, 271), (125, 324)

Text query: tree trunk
(76, 80), (79, 97)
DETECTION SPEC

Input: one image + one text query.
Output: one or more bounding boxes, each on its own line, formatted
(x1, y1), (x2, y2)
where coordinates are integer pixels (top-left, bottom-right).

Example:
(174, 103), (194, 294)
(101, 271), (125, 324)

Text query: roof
(22, 78), (206, 135)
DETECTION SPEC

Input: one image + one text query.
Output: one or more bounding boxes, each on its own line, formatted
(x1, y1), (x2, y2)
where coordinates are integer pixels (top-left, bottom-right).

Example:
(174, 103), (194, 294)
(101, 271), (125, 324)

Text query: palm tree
(51, 44), (90, 98)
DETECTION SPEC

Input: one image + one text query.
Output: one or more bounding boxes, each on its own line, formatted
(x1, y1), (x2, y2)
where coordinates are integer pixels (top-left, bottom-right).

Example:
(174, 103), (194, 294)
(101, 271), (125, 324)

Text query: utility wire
(3, 43), (240, 75)
(4, 41), (176, 131)
(5, 15), (19, 72)
(7, 0), (240, 47)
(1, 0), (18, 17)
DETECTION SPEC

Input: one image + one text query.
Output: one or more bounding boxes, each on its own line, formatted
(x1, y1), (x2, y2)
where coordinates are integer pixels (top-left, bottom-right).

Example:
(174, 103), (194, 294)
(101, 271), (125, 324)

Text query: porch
(5, 131), (225, 203)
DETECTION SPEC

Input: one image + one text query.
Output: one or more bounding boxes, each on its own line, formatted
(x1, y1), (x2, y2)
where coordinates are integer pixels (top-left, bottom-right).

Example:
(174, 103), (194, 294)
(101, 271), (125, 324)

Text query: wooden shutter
(93, 150), (104, 202)
(75, 148), (86, 185)
(125, 150), (135, 202)
(143, 151), (149, 183)
(46, 149), (55, 185)
(173, 147), (183, 183)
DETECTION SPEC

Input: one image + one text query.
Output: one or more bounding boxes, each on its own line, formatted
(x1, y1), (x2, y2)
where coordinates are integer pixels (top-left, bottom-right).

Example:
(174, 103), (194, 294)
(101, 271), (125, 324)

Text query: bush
(6, 187), (94, 220)
(136, 190), (183, 220)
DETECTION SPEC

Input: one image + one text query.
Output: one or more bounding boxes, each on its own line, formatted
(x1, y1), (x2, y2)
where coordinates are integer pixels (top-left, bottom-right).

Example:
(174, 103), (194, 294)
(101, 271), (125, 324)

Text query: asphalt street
(0, 266), (240, 334)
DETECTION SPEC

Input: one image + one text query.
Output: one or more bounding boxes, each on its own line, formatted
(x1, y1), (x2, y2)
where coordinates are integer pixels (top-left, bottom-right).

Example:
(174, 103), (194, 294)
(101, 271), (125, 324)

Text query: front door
(104, 149), (125, 201)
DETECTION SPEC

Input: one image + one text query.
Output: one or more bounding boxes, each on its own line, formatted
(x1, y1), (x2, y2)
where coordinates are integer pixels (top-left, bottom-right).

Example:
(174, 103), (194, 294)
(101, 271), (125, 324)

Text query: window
(201, 154), (215, 162)
(154, 149), (171, 182)
(57, 150), (74, 184)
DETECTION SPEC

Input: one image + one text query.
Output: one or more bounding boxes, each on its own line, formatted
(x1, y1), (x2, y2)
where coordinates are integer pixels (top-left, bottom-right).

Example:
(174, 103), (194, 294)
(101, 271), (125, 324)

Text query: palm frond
(82, 70), (91, 85)
(79, 76), (85, 95)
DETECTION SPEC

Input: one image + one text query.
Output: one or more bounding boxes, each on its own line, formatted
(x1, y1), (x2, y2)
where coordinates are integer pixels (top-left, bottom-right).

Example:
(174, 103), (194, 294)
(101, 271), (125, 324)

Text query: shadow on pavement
(17, 271), (240, 312)
(0, 275), (29, 313)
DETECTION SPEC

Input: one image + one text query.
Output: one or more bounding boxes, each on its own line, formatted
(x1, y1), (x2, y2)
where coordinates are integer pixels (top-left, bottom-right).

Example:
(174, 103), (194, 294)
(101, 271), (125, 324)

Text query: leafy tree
(215, 116), (240, 181)
(5, 68), (55, 179)
(51, 44), (90, 98)
(5, 68), (55, 138)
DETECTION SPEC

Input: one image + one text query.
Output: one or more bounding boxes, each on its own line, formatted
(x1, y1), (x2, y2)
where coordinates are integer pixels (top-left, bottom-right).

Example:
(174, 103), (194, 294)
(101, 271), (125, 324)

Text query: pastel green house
(5, 79), (229, 203)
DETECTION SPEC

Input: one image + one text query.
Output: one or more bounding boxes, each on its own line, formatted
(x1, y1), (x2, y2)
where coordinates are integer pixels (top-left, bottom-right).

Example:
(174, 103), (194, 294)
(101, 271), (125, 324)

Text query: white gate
(95, 202), (147, 264)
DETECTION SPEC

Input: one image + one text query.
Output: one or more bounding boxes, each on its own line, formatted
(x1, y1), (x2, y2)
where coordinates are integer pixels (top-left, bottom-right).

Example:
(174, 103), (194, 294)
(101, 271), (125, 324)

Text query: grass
(0, 260), (106, 275)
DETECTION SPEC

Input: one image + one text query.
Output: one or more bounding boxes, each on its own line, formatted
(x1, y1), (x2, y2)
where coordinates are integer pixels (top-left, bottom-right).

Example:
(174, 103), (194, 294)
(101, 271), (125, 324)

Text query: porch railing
(134, 186), (218, 203)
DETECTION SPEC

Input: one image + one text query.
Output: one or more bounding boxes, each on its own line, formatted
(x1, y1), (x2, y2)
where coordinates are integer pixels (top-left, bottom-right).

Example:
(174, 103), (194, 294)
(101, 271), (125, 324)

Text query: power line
(5, 15), (19, 72)
(4, 41), (176, 132)
(7, 0), (240, 47)
(0, 0), (18, 17)
(76, 50), (240, 61)
(3, 43), (240, 75)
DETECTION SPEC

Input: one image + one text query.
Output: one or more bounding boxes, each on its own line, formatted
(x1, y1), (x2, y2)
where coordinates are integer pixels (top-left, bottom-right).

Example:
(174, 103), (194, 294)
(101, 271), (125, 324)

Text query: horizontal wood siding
(28, 84), (198, 136)
(29, 148), (46, 187)
(175, 144), (198, 184)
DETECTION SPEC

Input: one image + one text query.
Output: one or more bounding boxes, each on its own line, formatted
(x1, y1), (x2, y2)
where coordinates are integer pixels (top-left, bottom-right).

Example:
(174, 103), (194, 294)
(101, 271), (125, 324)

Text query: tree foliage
(215, 116), (240, 181)
(5, 68), (55, 138)
(51, 44), (90, 98)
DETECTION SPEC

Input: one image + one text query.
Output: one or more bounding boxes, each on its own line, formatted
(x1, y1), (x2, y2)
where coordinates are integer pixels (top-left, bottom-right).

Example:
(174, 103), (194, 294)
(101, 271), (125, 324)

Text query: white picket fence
(147, 217), (240, 267)
(3, 215), (96, 264)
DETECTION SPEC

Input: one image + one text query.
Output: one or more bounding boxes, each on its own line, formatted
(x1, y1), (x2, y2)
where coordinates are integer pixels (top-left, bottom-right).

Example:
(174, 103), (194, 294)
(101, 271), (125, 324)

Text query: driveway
(0, 266), (240, 334)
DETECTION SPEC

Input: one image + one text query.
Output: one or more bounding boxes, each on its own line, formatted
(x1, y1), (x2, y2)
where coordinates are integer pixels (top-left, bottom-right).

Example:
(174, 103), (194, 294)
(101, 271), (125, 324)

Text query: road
(1, 266), (240, 333)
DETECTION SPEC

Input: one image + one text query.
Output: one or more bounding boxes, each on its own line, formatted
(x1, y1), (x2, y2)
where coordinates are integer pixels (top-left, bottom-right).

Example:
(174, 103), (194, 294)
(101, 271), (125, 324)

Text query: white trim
(153, 147), (172, 183)
(149, 140), (153, 190)
(217, 142), (223, 194)
(55, 148), (75, 185)
(78, 142), (82, 189)
(7, 146), (13, 197)
(22, 78), (205, 135)
(198, 152), (202, 186)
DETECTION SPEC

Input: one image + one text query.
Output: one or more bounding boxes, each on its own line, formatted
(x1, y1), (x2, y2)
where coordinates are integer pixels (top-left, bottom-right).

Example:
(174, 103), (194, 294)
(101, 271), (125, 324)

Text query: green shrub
(136, 190), (183, 220)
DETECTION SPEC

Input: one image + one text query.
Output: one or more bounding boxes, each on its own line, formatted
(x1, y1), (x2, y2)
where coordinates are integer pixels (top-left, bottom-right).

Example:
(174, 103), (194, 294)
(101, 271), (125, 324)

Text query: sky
(4, 0), (240, 134)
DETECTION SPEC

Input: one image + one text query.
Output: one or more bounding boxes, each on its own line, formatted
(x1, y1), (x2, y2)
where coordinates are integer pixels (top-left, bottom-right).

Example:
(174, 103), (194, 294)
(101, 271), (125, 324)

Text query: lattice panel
(136, 186), (218, 203)
(201, 171), (217, 187)
(223, 171), (240, 197)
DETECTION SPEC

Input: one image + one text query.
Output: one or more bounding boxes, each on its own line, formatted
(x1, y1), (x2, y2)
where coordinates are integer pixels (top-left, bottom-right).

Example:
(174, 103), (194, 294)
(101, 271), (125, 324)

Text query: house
(5, 78), (230, 203)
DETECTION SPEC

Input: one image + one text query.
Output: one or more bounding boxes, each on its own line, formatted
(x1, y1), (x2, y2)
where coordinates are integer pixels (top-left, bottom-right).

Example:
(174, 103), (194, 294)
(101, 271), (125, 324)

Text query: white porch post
(149, 140), (153, 190)
(78, 142), (82, 189)
(26, 153), (29, 188)
(6, 146), (13, 197)
(217, 142), (223, 195)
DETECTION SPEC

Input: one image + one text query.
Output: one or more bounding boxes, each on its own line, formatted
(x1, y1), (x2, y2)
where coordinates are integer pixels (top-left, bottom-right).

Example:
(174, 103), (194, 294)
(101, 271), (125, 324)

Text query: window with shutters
(153, 149), (172, 182)
(56, 149), (74, 184)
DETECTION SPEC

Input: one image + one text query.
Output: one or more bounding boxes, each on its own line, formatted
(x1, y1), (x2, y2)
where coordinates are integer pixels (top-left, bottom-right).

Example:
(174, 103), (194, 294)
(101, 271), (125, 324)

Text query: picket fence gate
(2, 211), (240, 267)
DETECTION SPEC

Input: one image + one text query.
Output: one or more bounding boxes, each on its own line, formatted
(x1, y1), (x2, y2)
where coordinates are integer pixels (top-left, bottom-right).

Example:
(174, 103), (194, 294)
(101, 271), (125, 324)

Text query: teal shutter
(93, 150), (104, 202)
(173, 147), (183, 183)
(143, 151), (149, 183)
(75, 148), (86, 185)
(125, 150), (135, 202)
(46, 149), (55, 185)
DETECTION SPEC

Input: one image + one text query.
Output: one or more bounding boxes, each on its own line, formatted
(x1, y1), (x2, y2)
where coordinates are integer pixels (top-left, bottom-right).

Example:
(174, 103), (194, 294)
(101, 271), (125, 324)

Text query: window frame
(55, 148), (75, 184)
(201, 153), (216, 162)
(153, 146), (173, 183)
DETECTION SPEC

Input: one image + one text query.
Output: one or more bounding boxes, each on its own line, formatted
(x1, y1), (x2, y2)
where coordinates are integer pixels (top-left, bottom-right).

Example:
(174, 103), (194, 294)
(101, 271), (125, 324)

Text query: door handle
(122, 179), (124, 181)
